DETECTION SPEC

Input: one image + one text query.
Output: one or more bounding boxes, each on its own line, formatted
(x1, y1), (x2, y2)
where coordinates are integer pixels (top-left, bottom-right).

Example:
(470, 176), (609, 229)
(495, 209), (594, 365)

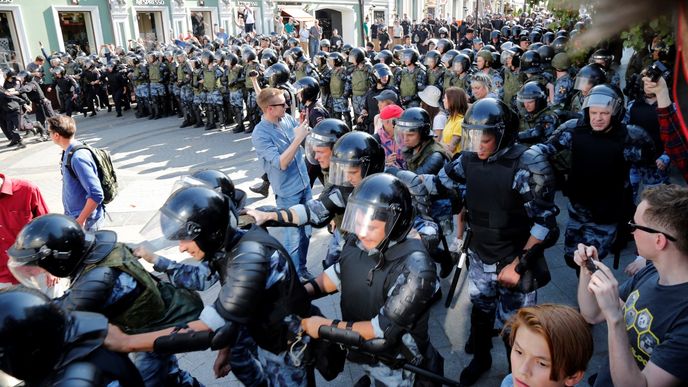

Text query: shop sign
(136, 0), (166, 5)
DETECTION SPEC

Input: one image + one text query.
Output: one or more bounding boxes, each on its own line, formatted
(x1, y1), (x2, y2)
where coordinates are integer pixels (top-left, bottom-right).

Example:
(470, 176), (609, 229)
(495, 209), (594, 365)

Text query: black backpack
(65, 143), (119, 204)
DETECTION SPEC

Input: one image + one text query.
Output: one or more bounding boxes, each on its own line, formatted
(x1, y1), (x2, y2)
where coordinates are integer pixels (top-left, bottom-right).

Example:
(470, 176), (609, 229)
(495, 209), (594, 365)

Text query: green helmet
(551, 52), (571, 71)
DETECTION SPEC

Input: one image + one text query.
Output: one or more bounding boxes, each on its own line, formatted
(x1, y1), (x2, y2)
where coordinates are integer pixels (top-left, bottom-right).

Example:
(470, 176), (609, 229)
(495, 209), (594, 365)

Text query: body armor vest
(148, 64), (161, 83)
(227, 66), (244, 91)
(330, 68), (345, 97)
(568, 125), (629, 224)
(464, 145), (531, 264)
(427, 67), (443, 87)
(351, 68), (369, 96)
(203, 67), (217, 92)
(400, 67), (419, 97)
(244, 63), (259, 89)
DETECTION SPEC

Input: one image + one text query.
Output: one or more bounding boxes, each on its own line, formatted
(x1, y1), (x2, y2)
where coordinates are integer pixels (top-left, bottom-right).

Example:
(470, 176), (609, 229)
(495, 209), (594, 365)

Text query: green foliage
(545, 0), (580, 31)
(619, 16), (674, 52)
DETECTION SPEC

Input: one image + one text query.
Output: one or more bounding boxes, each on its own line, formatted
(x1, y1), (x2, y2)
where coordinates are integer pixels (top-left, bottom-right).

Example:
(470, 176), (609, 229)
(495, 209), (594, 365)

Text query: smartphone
(585, 257), (598, 273)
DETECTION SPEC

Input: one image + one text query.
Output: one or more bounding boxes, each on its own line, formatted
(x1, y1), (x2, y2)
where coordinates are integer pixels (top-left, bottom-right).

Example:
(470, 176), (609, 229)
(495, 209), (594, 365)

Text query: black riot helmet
(435, 38), (455, 54)
(287, 37), (299, 48)
(305, 118), (350, 165)
(372, 63), (392, 82)
(349, 47), (366, 65)
(441, 49), (460, 68)
(460, 48), (475, 64)
(582, 84), (626, 127)
(191, 169), (238, 204)
(201, 49), (215, 65)
(264, 62), (291, 87)
(341, 173), (414, 252)
(424, 50), (442, 68)
(402, 48), (419, 65)
(589, 48), (613, 70)
(329, 131), (385, 188)
(260, 50), (279, 67)
(141, 186), (230, 256)
(392, 44), (404, 60)
(452, 53), (471, 74)
(490, 30), (502, 42)
(294, 76), (320, 103)
(313, 51), (328, 67)
(8, 214), (93, 279)
(520, 50), (542, 74)
(319, 39), (331, 49)
(551, 36), (569, 54)
(341, 43), (354, 56)
(461, 98), (518, 161)
(501, 25), (511, 39)
(0, 287), (68, 383)
(574, 64), (607, 93)
(224, 52), (239, 67)
(374, 50), (394, 65)
(529, 31), (542, 43)
(542, 31), (555, 45)
(438, 27), (449, 39)
(394, 107), (432, 146)
(289, 46), (306, 62)
(327, 52), (346, 68)
(536, 45), (555, 66)
(517, 81), (549, 115)
(241, 47), (257, 62)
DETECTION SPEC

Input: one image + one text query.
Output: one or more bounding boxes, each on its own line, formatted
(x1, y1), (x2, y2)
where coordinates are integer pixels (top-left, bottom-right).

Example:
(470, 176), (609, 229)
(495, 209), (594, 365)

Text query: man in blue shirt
(251, 87), (313, 280)
(47, 115), (104, 230)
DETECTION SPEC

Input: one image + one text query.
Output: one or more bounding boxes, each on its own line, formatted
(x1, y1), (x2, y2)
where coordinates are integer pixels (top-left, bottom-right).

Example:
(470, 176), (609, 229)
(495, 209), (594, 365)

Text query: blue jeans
(129, 351), (200, 387)
(276, 187), (312, 272)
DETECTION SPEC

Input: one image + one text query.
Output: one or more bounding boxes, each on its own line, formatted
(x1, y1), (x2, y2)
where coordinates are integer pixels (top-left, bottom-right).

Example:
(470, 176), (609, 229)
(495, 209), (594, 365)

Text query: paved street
(1, 110), (642, 386)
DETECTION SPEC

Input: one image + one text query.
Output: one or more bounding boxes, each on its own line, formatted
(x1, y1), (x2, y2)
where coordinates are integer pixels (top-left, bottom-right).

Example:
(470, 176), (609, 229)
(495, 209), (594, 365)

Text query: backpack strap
(64, 144), (91, 179)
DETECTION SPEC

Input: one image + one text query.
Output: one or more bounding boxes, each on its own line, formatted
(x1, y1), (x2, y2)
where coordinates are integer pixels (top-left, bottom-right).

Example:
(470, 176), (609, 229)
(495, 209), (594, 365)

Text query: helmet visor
(139, 208), (203, 251)
(582, 93), (622, 115)
(328, 160), (363, 187)
(573, 76), (592, 91)
(8, 258), (70, 298)
(461, 126), (504, 155)
(305, 132), (333, 165)
(340, 200), (394, 244)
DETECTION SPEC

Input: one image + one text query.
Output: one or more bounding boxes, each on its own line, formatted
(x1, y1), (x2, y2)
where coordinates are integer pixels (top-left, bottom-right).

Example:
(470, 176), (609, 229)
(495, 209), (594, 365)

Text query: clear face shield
(582, 93), (621, 115)
(328, 160), (363, 188)
(139, 207), (204, 253)
(340, 200), (395, 251)
(8, 248), (72, 298)
(394, 122), (422, 152)
(573, 76), (593, 93)
(461, 126), (504, 157)
(516, 95), (536, 114)
(304, 132), (333, 166)
(424, 56), (437, 68)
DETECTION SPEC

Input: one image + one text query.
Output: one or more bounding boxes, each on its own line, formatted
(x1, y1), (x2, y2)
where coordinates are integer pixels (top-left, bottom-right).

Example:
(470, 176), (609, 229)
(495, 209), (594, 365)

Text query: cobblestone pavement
(1, 110), (644, 387)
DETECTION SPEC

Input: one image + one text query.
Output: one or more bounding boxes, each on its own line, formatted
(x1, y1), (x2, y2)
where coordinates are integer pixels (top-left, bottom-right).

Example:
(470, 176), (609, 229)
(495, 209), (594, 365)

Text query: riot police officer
(223, 52), (246, 133)
(422, 98), (558, 386)
(300, 173), (443, 387)
(0, 287), (145, 386)
(395, 48), (427, 108)
(516, 81), (560, 144)
(8, 214), (203, 387)
(327, 52), (353, 129)
(349, 48), (375, 125)
(200, 50), (225, 130)
(424, 50), (446, 90)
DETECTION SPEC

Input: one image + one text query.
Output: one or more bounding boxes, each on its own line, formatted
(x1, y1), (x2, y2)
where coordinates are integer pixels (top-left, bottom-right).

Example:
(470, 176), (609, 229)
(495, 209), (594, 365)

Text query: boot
(176, 97), (184, 118)
(148, 99), (157, 119)
(459, 307), (494, 386)
(205, 107), (216, 130)
(224, 101), (234, 126)
(215, 106), (225, 130)
(232, 108), (245, 133)
(193, 106), (205, 128)
(180, 106), (193, 128)
(249, 178), (270, 197)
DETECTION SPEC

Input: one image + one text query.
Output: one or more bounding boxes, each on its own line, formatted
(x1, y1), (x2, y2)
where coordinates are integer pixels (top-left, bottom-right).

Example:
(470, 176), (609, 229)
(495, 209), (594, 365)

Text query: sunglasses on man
(627, 221), (677, 242)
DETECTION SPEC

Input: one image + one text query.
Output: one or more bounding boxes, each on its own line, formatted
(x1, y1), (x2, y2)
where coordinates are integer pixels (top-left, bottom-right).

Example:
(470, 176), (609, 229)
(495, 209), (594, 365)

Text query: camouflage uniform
(243, 61), (263, 132)
(132, 63), (150, 117)
(202, 64), (225, 128)
(533, 121), (656, 267)
(225, 64), (246, 131)
(176, 61), (195, 126)
(486, 68), (504, 100)
(293, 60), (319, 83)
(317, 63), (332, 111)
(426, 148), (557, 328)
(426, 66), (446, 90)
(503, 68), (526, 110)
(329, 66), (352, 128)
(518, 107), (559, 144)
(395, 65), (427, 108)
(350, 62), (374, 122)
(552, 73), (575, 111)
(152, 256), (267, 387)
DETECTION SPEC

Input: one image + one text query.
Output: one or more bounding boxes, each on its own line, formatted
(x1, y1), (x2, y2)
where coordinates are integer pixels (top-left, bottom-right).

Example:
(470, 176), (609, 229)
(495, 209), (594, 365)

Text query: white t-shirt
(299, 27), (310, 42)
(244, 8), (255, 24)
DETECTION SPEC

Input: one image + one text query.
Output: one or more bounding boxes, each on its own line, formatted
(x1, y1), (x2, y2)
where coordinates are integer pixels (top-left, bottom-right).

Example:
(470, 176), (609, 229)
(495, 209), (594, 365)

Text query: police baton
(350, 349), (461, 387)
(445, 227), (472, 308)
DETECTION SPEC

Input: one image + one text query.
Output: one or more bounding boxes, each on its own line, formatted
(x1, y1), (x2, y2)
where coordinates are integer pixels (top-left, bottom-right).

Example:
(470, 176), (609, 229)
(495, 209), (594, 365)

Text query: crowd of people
(1, 1), (688, 386)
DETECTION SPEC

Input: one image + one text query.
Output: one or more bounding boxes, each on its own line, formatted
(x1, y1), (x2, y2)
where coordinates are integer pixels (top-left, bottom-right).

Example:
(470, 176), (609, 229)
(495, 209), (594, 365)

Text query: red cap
(379, 104), (404, 120)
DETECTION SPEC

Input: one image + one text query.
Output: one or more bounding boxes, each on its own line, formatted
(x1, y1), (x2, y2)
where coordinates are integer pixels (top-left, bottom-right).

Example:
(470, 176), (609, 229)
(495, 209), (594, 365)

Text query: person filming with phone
(575, 184), (688, 387)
